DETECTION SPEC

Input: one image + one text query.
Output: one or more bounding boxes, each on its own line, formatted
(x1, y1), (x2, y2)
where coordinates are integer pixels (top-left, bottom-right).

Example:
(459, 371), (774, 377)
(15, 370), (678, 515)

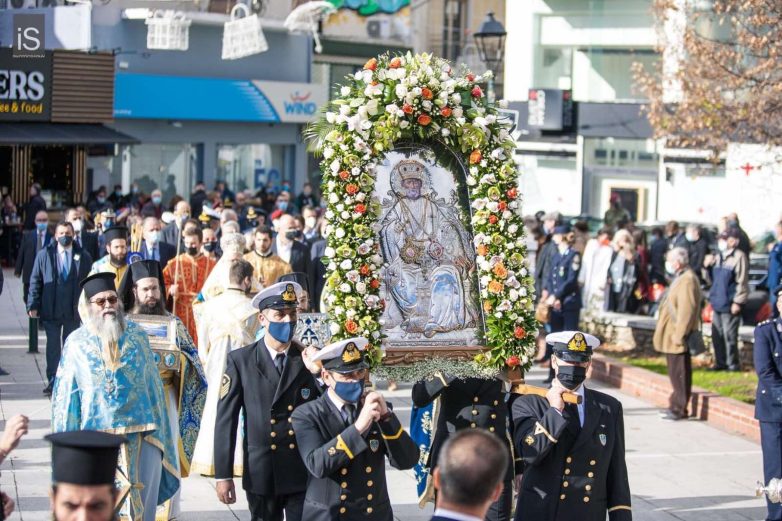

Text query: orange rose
(488, 280), (503, 294)
(370, 278), (380, 289)
(364, 58), (377, 71)
(417, 114), (432, 126)
(514, 326), (527, 339)
(483, 300), (493, 312)
(489, 215), (498, 225)
(440, 107), (452, 117)
(506, 355), (521, 368)
(467, 73), (476, 82)
(498, 201), (507, 211)
(492, 263), (508, 278)
(339, 170), (350, 181)
(421, 87), (433, 100)
(477, 244), (488, 256)
(354, 203), (367, 214)
(359, 264), (371, 276)
(469, 149), (482, 164)
(507, 187), (517, 199)
(402, 103), (414, 115)
(389, 57), (402, 69)
(345, 319), (359, 334)
(345, 183), (359, 195)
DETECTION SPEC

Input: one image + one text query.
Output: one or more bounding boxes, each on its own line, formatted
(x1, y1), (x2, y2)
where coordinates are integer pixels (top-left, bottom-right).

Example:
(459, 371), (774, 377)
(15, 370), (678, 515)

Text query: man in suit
(754, 285), (782, 521)
(27, 220), (94, 395)
(292, 337), (419, 521)
(214, 281), (321, 521)
(412, 375), (514, 520)
(15, 210), (52, 303)
(140, 216), (176, 268)
(161, 201), (191, 248)
(66, 207), (99, 261)
(430, 429), (509, 521)
(510, 331), (632, 521)
(272, 214), (311, 292)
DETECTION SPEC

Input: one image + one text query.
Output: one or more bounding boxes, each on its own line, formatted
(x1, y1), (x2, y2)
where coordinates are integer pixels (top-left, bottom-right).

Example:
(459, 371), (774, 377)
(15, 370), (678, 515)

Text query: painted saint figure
(379, 158), (479, 338)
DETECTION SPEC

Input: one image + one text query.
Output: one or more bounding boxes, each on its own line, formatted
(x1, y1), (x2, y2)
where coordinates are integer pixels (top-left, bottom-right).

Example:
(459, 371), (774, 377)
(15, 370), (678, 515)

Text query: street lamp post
(473, 12), (507, 102)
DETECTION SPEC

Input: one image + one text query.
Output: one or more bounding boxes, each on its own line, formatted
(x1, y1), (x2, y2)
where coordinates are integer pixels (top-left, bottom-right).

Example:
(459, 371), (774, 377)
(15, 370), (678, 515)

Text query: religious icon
(376, 144), (482, 347)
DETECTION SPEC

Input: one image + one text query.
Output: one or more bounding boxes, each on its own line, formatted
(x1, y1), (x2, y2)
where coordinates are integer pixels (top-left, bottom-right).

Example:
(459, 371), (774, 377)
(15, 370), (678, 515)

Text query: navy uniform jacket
(412, 375), (515, 480)
(754, 318), (782, 422)
(510, 389), (631, 521)
(214, 339), (320, 496)
(291, 393), (419, 521)
(545, 248), (582, 311)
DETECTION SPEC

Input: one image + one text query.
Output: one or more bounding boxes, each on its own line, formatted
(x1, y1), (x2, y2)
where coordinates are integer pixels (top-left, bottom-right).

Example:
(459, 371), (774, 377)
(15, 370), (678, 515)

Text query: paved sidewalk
(0, 269), (770, 520)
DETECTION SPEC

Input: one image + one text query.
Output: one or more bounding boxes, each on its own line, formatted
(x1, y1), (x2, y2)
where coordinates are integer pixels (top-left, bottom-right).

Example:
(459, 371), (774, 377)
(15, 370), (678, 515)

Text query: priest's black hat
(118, 259), (166, 311)
(103, 226), (128, 244)
(45, 430), (126, 486)
(80, 272), (117, 300)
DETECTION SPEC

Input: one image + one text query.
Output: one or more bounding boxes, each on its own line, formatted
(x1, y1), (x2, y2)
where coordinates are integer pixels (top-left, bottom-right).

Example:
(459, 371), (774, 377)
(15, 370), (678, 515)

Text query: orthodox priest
(191, 259), (260, 477)
(118, 260), (208, 519)
(89, 226), (130, 288)
(162, 227), (217, 344)
(52, 272), (179, 521)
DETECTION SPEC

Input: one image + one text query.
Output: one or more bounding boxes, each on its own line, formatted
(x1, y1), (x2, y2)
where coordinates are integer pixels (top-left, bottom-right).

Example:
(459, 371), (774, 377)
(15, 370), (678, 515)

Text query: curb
(590, 354), (760, 443)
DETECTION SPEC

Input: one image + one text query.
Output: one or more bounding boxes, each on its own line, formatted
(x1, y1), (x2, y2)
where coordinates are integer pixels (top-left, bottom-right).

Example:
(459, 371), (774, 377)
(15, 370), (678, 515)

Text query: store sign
(0, 48), (52, 121)
(527, 88), (573, 131)
(114, 73), (328, 124)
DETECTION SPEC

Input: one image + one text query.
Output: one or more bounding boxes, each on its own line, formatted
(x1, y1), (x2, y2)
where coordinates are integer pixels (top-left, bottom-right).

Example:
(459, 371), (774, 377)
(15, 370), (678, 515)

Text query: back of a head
(228, 259), (254, 286)
(221, 232), (246, 257)
(437, 429), (508, 508)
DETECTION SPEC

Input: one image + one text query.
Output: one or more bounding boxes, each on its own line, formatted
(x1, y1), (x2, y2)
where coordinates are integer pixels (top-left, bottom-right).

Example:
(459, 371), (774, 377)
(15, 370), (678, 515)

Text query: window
(121, 144), (199, 206)
(573, 48), (659, 101)
(217, 144), (288, 194)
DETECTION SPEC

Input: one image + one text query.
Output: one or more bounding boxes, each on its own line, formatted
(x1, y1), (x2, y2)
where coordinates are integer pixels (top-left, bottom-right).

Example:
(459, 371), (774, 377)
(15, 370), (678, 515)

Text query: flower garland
(306, 52), (538, 379)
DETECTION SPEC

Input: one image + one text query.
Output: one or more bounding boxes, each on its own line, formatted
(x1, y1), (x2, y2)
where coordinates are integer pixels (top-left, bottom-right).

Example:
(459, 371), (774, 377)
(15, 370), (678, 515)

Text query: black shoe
(43, 382), (53, 395)
(0, 366), (9, 376)
(707, 366), (727, 372)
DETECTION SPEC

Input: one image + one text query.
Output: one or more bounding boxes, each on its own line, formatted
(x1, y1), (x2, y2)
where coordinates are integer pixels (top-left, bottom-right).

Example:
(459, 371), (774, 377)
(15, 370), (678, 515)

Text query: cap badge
(568, 333), (587, 352)
(342, 342), (362, 363)
(282, 283), (297, 303)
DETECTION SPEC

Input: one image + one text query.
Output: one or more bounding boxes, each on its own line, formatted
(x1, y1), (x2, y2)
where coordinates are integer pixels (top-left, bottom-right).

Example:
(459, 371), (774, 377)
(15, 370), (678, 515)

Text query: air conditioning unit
(8, 0), (38, 9)
(366, 19), (391, 40)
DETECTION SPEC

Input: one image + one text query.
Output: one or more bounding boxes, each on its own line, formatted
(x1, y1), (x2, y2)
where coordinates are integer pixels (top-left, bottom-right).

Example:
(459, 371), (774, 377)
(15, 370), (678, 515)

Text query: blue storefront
(84, 9), (326, 197)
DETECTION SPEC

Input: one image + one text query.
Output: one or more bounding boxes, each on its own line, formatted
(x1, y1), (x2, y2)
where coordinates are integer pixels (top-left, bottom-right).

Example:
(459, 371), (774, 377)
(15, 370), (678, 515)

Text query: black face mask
(203, 242), (216, 252)
(186, 246), (199, 256)
(285, 230), (302, 241)
(556, 364), (587, 390)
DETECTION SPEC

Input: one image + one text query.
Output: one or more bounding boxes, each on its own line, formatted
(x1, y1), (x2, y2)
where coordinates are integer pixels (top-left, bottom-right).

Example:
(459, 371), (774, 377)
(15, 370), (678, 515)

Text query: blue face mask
(278, 201), (289, 211)
(36, 222), (47, 232)
(267, 320), (295, 344)
(334, 380), (364, 404)
(152, 196), (162, 205)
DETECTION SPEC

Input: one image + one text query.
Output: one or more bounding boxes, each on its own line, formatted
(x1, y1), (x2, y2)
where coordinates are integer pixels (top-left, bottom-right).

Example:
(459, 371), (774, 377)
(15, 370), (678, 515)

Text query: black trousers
(665, 351), (692, 418)
(42, 319), (79, 383)
(760, 421), (782, 521)
(246, 491), (304, 521)
(711, 311), (741, 369)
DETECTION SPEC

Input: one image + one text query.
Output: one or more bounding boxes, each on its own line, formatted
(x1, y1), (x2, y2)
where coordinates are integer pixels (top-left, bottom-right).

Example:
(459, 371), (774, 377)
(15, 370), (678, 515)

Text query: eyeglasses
(90, 296), (119, 307)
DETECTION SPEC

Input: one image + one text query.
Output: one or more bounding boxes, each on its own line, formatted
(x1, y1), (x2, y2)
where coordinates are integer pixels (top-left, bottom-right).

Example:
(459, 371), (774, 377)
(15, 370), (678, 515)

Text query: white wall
(516, 154), (581, 216)
(657, 144), (782, 237)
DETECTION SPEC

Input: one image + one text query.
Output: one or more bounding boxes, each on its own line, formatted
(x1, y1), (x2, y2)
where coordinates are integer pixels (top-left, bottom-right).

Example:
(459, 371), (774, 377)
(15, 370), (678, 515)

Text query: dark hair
(183, 227), (203, 242)
(597, 226), (614, 240)
(437, 429), (508, 507)
(631, 228), (646, 248)
(651, 226), (664, 238)
(55, 220), (73, 232)
(229, 259), (255, 286)
(254, 224), (273, 239)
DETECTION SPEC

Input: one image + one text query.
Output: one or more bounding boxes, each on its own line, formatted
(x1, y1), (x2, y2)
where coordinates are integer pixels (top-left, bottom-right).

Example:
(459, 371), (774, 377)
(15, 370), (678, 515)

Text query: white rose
(400, 120), (410, 129)
(340, 259), (352, 270)
(340, 86), (351, 96)
(508, 224), (519, 235)
(341, 211), (350, 219)
(441, 128), (450, 137)
(480, 275), (491, 287)
(520, 287), (528, 297)
(328, 262), (337, 271)
(356, 192), (366, 202)
(451, 93), (461, 105)
(356, 282), (367, 294)
(340, 283), (352, 293)
(422, 100), (433, 111)
(325, 210), (335, 220)
(520, 268), (528, 277)
(412, 87), (422, 97)
(335, 228), (346, 238)
(480, 260), (491, 271)
(325, 246), (336, 258)
(330, 322), (341, 335)
(395, 84), (408, 99)
(509, 289), (519, 301)
(503, 210), (513, 220)
(328, 193), (339, 204)
(409, 74), (418, 86)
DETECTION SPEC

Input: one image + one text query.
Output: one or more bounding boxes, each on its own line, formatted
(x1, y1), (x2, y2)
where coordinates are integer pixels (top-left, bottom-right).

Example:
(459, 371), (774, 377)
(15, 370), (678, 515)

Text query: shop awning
(0, 123), (138, 144)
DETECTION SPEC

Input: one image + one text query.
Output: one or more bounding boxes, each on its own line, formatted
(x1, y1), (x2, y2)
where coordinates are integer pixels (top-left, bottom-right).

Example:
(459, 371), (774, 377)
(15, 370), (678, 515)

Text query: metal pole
(28, 316), (38, 353)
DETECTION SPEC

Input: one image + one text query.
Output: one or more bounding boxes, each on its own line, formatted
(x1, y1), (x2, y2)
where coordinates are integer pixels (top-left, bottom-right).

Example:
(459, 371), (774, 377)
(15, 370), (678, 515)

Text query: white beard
(87, 306), (126, 345)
